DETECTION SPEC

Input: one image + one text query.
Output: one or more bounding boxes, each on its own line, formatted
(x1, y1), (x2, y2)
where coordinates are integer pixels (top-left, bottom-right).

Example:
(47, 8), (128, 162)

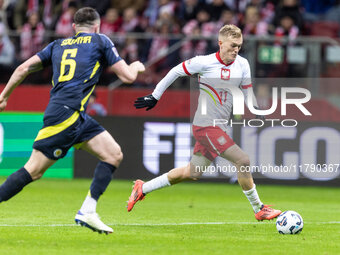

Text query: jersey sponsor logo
(221, 68), (230, 80)
(61, 36), (92, 46)
(53, 149), (63, 158)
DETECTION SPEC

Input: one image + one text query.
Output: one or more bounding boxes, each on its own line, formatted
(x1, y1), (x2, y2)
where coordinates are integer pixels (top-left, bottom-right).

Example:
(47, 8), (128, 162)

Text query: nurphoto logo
(200, 86), (312, 127)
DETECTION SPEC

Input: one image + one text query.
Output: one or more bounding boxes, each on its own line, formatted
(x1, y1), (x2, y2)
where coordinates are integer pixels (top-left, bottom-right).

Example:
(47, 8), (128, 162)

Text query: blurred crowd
(1, 0), (340, 85)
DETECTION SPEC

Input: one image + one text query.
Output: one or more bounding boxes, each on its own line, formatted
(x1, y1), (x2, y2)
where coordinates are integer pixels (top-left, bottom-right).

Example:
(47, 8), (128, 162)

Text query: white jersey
(152, 52), (258, 131)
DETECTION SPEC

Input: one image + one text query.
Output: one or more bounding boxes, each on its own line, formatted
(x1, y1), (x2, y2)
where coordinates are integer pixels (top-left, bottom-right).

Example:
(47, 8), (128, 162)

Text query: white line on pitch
(0, 221), (339, 227)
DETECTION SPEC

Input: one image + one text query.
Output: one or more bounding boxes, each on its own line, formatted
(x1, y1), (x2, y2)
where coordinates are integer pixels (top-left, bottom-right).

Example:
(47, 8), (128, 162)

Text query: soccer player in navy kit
(0, 7), (145, 234)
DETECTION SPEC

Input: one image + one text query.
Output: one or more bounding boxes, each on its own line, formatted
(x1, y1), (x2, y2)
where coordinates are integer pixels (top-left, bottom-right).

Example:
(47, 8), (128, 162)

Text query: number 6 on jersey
(59, 49), (78, 82)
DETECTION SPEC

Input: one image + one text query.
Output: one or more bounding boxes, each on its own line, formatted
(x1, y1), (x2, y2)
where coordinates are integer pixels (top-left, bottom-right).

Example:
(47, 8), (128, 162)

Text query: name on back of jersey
(61, 36), (92, 46)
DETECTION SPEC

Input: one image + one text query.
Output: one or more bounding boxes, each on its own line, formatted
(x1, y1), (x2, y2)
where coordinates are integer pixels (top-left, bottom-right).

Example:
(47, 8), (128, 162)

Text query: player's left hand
(134, 94), (158, 111)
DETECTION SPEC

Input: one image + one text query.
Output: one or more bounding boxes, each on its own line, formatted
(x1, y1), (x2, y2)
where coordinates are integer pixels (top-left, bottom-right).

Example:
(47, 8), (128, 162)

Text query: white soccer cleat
(75, 211), (113, 234)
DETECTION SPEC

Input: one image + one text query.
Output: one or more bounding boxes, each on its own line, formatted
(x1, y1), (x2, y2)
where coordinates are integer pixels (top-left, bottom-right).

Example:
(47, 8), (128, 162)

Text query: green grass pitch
(0, 178), (339, 255)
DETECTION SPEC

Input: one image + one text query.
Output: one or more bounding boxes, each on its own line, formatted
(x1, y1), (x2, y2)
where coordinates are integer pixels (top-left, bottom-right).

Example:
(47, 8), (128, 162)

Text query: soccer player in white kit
(128, 24), (281, 221)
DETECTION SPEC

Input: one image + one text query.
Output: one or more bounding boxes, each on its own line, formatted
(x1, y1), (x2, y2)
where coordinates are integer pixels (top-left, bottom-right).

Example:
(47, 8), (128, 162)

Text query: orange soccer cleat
(255, 205), (282, 221)
(127, 179), (145, 212)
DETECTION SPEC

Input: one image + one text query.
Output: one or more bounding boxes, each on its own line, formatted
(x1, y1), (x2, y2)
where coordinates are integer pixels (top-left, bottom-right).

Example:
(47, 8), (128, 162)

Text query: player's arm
(0, 55), (43, 112)
(134, 63), (187, 111)
(241, 84), (265, 120)
(241, 84), (258, 108)
(134, 58), (202, 111)
(240, 59), (264, 120)
(100, 34), (145, 84)
(110, 59), (145, 84)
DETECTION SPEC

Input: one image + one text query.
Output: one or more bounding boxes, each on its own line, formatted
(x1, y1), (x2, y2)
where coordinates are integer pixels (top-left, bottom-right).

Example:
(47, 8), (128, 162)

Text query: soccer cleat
(75, 211), (113, 234)
(127, 179), (145, 212)
(255, 204), (281, 221)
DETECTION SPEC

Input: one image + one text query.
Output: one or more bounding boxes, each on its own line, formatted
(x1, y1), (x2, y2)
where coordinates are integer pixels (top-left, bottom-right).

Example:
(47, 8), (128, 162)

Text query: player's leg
(0, 149), (56, 203)
(127, 153), (211, 212)
(167, 153), (211, 184)
(126, 164), (188, 212)
(221, 144), (254, 191)
(221, 145), (281, 220)
(127, 126), (216, 212)
(75, 130), (122, 234)
(78, 130), (122, 212)
(140, 162), (198, 193)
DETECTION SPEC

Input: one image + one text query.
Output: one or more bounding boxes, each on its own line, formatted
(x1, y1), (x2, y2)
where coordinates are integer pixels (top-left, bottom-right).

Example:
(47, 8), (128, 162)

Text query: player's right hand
(130, 61), (145, 73)
(0, 97), (7, 112)
(134, 94), (158, 111)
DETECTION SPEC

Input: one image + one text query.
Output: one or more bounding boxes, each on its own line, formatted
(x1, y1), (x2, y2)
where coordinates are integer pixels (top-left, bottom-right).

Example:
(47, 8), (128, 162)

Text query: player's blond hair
(219, 24), (242, 39)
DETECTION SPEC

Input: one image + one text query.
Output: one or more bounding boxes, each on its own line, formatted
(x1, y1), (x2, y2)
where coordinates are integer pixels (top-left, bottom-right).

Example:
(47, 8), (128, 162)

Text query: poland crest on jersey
(221, 68), (230, 80)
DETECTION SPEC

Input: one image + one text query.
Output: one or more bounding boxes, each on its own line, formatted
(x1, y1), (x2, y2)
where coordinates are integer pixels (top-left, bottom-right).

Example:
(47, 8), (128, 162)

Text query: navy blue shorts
(33, 103), (105, 160)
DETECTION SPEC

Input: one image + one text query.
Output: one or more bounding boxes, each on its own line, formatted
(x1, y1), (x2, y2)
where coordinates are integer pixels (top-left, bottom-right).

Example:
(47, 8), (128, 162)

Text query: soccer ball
(276, 211), (303, 234)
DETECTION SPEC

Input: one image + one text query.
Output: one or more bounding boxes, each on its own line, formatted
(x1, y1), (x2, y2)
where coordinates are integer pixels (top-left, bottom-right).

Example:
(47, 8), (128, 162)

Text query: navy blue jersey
(37, 32), (122, 111)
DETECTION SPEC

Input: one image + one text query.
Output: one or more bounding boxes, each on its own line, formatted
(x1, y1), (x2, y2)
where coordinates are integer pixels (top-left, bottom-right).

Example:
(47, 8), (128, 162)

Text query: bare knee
(235, 155), (254, 190)
(236, 155), (250, 168)
(103, 146), (123, 167)
(24, 165), (45, 181)
(168, 164), (196, 184)
(189, 154), (211, 179)
(30, 171), (43, 181)
(114, 147), (123, 165)
(175, 163), (202, 181)
(189, 163), (203, 180)
(24, 150), (55, 181)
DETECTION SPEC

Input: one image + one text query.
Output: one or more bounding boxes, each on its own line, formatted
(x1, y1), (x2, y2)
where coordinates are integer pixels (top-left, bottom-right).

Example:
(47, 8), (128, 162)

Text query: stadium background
(0, 0), (339, 184)
(0, 1), (339, 255)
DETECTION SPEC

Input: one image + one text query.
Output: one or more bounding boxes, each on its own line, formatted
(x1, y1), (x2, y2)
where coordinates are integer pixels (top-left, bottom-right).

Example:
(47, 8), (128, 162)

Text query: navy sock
(90, 162), (116, 201)
(0, 167), (33, 202)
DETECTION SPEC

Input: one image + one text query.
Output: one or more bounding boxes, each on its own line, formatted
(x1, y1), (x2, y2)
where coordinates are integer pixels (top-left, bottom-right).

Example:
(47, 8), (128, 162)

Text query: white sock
(142, 173), (171, 194)
(243, 184), (263, 213)
(79, 193), (97, 214)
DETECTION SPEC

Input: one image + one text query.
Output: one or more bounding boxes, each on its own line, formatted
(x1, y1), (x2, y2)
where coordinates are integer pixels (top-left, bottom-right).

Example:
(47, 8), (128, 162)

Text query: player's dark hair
(74, 7), (100, 26)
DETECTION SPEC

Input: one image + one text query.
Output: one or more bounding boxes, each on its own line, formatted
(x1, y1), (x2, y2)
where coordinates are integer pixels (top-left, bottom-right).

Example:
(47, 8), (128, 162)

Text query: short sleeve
(241, 59), (252, 87)
(99, 34), (122, 66)
(182, 56), (205, 76)
(37, 41), (54, 66)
